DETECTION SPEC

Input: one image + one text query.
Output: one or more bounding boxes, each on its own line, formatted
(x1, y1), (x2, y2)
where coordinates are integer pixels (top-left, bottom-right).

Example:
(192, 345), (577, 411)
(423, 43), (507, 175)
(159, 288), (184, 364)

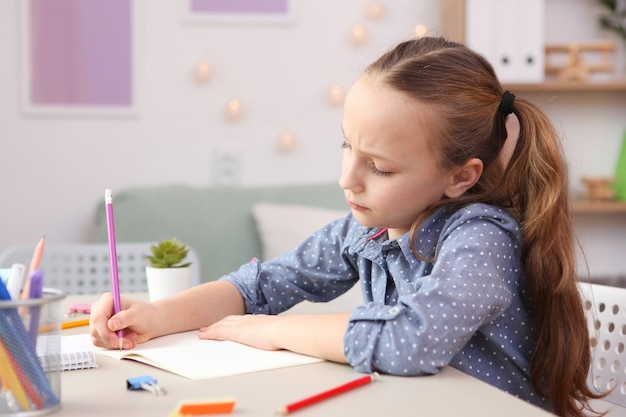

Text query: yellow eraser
(175, 398), (236, 415)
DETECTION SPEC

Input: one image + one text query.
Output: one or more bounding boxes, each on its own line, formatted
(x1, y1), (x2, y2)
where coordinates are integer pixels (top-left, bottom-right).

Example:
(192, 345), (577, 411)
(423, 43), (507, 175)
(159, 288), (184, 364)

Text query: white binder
(465, 0), (545, 83)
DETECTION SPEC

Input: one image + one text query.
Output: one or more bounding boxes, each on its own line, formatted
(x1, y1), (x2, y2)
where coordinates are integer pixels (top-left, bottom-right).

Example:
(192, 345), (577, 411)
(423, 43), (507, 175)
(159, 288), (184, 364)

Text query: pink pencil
(105, 189), (124, 350)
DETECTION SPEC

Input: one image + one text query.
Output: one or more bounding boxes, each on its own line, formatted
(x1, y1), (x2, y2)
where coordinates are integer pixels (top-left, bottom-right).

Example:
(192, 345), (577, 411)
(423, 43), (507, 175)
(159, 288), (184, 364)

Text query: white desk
(58, 295), (557, 417)
(61, 355), (557, 417)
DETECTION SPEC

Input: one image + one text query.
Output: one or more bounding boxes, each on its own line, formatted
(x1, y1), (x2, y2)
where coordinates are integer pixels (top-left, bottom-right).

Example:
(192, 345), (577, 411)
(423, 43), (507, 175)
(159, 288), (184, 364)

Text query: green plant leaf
(145, 238), (191, 269)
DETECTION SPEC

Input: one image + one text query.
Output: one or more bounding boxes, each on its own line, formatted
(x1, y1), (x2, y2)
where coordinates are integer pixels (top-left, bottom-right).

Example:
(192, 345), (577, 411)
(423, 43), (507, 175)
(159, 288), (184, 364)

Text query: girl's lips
(348, 200), (368, 211)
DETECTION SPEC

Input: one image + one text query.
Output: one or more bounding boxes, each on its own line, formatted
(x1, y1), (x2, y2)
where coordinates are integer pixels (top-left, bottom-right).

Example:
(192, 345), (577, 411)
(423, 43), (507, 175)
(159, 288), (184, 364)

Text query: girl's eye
(342, 140), (391, 177)
(371, 166), (391, 177)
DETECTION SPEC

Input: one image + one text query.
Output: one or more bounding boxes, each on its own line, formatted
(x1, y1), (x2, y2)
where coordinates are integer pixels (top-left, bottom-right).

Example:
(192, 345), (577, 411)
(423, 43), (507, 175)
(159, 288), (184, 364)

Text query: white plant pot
(145, 266), (191, 302)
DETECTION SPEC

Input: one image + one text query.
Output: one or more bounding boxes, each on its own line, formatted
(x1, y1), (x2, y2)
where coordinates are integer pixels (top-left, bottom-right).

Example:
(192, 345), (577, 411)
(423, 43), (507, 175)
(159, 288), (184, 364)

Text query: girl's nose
(339, 158), (364, 193)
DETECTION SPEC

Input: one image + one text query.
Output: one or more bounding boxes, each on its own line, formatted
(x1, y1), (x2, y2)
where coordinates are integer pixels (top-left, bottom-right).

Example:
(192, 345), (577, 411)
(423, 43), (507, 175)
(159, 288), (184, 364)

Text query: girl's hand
(89, 292), (160, 350)
(198, 314), (282, 351)
(198, 312), (350, 364)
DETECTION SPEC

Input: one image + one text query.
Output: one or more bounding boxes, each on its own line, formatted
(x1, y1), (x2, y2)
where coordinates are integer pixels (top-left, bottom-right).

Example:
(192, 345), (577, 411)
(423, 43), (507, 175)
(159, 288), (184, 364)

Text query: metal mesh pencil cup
(0, 289), (65, 416)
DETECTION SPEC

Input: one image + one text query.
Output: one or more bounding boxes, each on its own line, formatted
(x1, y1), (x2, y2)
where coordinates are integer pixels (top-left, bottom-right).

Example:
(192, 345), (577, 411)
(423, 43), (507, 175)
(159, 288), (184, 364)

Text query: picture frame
(181, 0), (294, 24)
(17, 0), (139, 117)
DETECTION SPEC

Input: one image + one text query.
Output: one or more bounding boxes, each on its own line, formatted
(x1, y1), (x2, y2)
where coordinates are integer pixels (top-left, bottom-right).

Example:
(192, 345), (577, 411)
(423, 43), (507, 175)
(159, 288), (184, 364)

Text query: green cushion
(91, 183), (346, 282)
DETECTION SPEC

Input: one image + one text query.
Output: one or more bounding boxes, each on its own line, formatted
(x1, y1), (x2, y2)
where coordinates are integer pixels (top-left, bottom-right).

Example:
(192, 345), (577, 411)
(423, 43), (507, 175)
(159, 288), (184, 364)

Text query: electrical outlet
(212, 147), (240, 185)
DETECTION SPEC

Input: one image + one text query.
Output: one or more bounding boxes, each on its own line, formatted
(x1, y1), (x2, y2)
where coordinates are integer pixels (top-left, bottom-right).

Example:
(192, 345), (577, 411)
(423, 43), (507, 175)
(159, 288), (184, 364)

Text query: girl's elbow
(346, 353), (441, 376)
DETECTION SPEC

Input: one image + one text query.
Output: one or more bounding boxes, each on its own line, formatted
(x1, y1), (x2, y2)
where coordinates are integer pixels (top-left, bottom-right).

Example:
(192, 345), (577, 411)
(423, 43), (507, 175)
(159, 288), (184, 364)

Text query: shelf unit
(504, 80), (626, 93)
(440, 1), (626, 214)
(572, 200), (626, 214)
(503, 80), (626, 214)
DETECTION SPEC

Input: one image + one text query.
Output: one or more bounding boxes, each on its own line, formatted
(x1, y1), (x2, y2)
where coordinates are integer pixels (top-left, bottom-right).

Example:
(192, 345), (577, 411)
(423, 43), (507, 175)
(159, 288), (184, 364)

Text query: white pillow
(252, 203), (348, 260)
(251, 202), (362, 313)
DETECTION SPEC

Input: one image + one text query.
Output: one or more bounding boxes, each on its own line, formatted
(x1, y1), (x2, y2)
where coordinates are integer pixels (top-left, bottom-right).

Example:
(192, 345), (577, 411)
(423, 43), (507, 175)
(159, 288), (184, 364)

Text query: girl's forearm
(269, 313), (351, 363)
(152, 280), (246, 337)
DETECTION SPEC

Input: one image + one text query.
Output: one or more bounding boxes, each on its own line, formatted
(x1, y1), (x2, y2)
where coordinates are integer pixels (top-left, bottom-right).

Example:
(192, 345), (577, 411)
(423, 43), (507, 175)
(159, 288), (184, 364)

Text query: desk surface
(58, 295), (556, 417)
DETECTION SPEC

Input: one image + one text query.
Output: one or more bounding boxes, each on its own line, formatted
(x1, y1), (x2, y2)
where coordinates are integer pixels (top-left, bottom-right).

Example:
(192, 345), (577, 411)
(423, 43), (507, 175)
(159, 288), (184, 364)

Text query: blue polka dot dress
(221, 203), (551, 411)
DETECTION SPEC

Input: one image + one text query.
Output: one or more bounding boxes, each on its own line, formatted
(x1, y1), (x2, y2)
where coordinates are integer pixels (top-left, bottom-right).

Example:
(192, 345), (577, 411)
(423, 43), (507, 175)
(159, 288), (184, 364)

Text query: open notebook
(37, 335), (98, 372)
(65, 331), (323, 380)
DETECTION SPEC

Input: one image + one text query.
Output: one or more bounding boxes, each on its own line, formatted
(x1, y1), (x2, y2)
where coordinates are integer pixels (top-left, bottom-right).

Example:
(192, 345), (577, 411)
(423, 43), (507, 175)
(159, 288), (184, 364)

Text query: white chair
(579, 282), (626, 411)
(0, 242), (202, 295)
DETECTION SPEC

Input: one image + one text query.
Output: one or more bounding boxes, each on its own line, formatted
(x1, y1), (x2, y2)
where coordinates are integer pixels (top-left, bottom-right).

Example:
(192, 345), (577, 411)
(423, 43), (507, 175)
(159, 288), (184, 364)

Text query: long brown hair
(365, 36), (605, 417)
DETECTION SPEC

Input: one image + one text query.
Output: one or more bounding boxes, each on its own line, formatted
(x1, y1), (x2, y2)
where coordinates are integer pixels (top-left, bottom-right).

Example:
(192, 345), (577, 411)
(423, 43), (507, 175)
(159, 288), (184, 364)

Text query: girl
(90, 37), (602, 416)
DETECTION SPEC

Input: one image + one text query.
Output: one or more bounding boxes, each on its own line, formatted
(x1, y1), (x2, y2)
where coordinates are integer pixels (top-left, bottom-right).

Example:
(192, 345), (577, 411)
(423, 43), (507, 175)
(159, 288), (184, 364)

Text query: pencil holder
(0, 289), (65, 416)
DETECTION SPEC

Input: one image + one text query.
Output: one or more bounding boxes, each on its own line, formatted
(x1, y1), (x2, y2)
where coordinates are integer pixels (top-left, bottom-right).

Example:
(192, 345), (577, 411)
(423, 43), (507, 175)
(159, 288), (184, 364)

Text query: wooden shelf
(504, 80), (626, 93)
(572, 200), (626, 214)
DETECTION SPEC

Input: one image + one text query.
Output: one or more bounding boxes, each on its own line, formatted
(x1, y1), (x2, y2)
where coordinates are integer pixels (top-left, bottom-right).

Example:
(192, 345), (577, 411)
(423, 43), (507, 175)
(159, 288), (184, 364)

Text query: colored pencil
(20, 236), (45, 301)
(3, 340), (43, 409)
(276, 373), (378, 415)
(0, 280), (58, 407)
(0, 340), (31, 411)
(61, 318), (90, 330)
(105, 189), (124, 350)
(27, 270), (44, 345)
(39, 318), (90, 333)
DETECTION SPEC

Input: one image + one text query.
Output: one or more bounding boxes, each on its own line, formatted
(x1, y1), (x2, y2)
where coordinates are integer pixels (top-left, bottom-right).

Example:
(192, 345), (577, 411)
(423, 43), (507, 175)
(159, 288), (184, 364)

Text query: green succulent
(146, 238), (191, 268)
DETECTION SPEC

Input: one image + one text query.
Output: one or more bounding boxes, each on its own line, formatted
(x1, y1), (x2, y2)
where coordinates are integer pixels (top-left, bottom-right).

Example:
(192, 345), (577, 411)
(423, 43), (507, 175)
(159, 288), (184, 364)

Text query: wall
(0, 0), (438, 248)
(1, 0), (625, 278)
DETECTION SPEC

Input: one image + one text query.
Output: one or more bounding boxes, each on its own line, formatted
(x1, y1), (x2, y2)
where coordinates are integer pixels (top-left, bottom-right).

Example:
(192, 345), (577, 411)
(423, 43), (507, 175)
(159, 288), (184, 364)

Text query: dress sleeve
(220, 215), (361, 315)
(344, 207), (523, 376)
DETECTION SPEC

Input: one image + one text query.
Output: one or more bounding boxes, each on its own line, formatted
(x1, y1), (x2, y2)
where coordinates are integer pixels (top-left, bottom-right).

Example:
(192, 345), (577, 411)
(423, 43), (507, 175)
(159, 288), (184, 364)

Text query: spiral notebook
(37, 335), (98, 372)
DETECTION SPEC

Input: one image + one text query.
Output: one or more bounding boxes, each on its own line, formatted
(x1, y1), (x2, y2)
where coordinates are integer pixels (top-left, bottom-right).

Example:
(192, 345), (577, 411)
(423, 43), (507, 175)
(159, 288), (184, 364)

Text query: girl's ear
(444, 158), (483, 198)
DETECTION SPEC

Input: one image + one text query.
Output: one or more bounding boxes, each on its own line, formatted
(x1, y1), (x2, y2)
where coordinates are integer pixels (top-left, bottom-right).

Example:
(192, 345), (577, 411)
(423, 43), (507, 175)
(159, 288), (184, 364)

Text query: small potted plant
(146, 238), (191, 269)
(145, 238), (192, 301)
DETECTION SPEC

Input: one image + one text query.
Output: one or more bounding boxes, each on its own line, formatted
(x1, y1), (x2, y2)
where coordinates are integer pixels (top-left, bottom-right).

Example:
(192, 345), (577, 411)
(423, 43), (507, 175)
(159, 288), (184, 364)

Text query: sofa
(90, 182), (349, 283)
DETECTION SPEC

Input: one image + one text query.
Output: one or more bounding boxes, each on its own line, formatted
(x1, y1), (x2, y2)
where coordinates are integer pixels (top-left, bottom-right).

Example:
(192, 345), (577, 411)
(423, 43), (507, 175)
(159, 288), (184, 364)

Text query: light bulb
(365, 2), (384, 20)
(277, 131), (297, 152)
(414, 24), (428, 38)
(195, 61), (212, 83)
(328, 84), (345, 106)
(349, 24), (368, 46)
(225, 99), (243, 121)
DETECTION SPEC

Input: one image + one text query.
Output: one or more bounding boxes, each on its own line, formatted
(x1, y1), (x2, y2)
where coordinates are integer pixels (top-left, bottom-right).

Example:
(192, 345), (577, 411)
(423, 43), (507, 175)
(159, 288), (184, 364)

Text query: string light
(277, 130), (297, 152)
(225, 98), (243, 121)
(414, 24), (428, 38)
(194, 60), (212, 83)
(365, 1), (384, 20)
(328, 84), (346, 106)
(349, 24), (368, 46)
(192, 2), (423, 156)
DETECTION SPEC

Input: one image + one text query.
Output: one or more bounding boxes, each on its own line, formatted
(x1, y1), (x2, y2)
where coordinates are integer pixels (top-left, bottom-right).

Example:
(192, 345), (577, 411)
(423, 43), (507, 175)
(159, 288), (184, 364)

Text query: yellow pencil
(61, 318), (90, 330)
(39, 318), (90, 333)
(0, 340), (30, 411)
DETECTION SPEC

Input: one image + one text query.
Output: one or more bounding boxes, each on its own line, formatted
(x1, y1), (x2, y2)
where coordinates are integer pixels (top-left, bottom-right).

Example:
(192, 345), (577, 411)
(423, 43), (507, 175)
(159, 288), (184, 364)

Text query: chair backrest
(579, 282), (626, 408)
(0, 242), (202, 295)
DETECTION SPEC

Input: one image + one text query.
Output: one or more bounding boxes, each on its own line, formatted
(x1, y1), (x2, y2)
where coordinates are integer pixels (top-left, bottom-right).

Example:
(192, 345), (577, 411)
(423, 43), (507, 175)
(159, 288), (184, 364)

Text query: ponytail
(502, 100), (605, 416)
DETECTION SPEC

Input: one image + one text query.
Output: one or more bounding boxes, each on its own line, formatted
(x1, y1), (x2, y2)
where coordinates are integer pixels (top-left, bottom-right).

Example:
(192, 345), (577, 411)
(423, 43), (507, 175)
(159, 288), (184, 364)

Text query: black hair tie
(498, 90), (515, 116)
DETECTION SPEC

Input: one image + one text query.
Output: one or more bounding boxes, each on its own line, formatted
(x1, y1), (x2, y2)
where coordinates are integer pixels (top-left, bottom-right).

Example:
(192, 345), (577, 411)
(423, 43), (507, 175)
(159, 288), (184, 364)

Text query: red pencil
(276, 373), (378, 415)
